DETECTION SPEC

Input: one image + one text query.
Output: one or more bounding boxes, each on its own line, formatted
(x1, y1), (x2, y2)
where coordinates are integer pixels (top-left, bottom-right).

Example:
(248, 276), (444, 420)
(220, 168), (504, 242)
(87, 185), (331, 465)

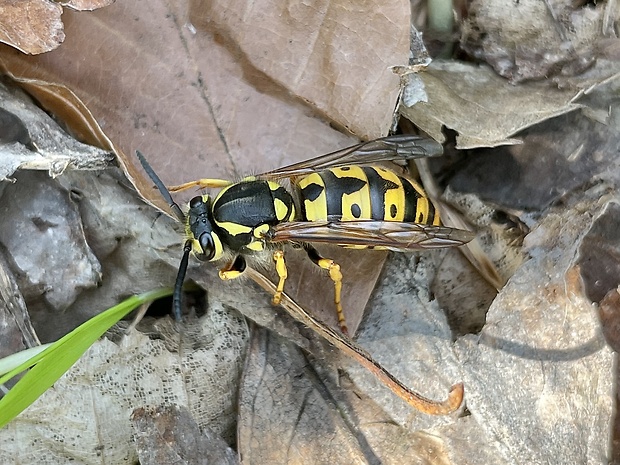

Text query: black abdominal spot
(351, 204), (361, 218)
(390, 204), (397, 218)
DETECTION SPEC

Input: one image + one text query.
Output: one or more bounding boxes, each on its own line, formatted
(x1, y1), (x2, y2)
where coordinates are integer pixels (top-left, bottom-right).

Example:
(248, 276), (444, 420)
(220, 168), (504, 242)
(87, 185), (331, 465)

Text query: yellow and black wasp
(137, 135), (474, 333)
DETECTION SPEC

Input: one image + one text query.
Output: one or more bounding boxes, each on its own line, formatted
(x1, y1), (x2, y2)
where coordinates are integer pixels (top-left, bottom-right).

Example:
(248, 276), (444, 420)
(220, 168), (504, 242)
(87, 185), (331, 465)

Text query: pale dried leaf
(461, 0), (608, 83)
(239, 325), (457, 464)
(400, 61), (582, 149)
(455, 197), (614, 464)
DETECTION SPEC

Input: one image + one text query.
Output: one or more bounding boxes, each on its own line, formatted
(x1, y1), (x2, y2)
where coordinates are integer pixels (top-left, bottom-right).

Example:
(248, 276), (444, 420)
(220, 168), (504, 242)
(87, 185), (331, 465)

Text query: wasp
(137, 135), (474, 333)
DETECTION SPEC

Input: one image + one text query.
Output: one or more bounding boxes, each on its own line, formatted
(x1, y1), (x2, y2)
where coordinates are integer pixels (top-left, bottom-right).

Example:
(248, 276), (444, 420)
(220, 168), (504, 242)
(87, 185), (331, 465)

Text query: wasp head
(186, 195), (224, 261)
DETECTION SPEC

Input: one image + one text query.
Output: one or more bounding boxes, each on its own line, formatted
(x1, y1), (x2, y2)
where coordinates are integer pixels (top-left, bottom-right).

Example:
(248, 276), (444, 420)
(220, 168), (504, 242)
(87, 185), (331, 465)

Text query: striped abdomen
(297, 166), (440, 225)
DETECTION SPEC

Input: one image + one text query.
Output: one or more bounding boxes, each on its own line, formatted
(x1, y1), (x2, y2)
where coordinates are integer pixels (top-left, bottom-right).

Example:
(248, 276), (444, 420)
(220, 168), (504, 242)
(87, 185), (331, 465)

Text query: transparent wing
(259, 135), (443, 180)
(266, 220), (474, 250)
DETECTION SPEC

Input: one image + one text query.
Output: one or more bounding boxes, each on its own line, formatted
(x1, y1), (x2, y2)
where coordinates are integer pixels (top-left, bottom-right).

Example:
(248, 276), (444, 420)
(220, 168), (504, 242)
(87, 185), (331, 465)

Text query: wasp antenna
(136, 150), (186, 223)
(172, 239), (192, 321)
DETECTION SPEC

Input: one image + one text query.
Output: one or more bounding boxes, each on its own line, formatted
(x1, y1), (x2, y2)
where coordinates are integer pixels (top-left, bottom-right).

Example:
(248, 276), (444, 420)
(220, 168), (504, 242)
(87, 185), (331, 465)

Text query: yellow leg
(272, 250), (288, 305)
(169, 178), (233, 193)
(316, 258), (347, 334)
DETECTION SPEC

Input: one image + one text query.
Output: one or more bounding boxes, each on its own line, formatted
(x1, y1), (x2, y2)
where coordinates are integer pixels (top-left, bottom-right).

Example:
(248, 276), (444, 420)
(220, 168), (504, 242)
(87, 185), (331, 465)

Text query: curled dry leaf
(400, 61), (582, 149)
(0, 77), (114, 180)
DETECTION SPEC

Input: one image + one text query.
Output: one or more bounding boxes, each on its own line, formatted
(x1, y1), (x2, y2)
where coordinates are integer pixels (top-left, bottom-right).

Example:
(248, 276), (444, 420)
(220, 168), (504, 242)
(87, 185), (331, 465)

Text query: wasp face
(186, 195), (224, 261)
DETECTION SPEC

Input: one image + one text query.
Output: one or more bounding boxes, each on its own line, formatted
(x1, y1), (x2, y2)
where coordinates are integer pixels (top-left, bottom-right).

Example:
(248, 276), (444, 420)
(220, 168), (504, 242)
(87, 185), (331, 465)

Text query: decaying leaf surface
(456, 199), (614, 465)
(0, 172), (102, 313)
(461, 0), (613, 83)
(131, 405), (238, 465)
(238, 325), (456, 465)
(0, 0), (113, 55)
(0, 320), (248, 464)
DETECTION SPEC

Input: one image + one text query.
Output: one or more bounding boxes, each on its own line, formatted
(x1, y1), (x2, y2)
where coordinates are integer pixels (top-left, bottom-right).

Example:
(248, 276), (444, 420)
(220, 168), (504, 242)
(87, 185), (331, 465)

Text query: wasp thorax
(187, 195), (223, 261)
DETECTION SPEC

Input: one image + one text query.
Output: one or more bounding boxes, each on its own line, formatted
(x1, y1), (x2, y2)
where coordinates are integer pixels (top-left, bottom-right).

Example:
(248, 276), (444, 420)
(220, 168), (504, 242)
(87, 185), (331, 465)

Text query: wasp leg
(304, 244), (347, 335)
(272, 250), (287, 306)
(169, 178), (233, 193)
(218, 255), (247, 280)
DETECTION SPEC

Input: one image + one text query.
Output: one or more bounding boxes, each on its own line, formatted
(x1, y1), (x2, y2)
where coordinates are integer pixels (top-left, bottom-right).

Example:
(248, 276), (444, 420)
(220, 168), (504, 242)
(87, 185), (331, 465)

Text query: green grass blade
(0, 344), (52, 377)
(0, 288), (172, 429)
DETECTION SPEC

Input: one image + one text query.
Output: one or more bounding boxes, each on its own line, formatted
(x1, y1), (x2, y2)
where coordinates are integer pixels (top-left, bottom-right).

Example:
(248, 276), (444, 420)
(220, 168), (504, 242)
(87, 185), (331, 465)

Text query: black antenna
(136, 150), (185, 223)
(136, 150), (189, 322)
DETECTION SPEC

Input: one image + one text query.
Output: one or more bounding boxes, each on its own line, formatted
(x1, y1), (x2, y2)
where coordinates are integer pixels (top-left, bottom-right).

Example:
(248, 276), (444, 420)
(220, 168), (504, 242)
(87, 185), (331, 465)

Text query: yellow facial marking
(253, 224), (270, 238)
(211, 233), (224, 260)
(215, 222), (252, 236)
(246, 241), (264, 251)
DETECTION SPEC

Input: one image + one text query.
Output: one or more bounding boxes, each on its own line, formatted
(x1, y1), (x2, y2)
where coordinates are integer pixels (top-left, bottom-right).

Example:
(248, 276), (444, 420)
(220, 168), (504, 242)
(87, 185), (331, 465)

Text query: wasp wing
(266, 220), (474, 250)
(259, 135), (443, 180)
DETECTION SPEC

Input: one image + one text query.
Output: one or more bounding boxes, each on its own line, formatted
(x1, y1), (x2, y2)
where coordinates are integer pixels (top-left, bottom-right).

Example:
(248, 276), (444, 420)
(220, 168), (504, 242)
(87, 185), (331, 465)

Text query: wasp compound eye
(189, 196), (204, 208)
(198, 233), (216, 261)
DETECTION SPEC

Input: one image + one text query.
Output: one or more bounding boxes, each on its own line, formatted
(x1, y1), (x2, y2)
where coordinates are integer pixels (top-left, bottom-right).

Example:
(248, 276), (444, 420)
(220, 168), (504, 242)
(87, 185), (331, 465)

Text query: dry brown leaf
(195, 0), (410, 139)
(239, 324), (459, 464)
(0, 0), (113, 55)
(62, 0), (115, 11)
(0, 0), (64, 54)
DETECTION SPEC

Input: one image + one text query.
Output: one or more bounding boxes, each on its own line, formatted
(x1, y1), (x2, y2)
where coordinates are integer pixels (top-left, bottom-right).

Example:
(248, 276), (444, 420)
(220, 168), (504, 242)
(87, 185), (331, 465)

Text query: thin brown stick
(246, 267), (464, 415)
